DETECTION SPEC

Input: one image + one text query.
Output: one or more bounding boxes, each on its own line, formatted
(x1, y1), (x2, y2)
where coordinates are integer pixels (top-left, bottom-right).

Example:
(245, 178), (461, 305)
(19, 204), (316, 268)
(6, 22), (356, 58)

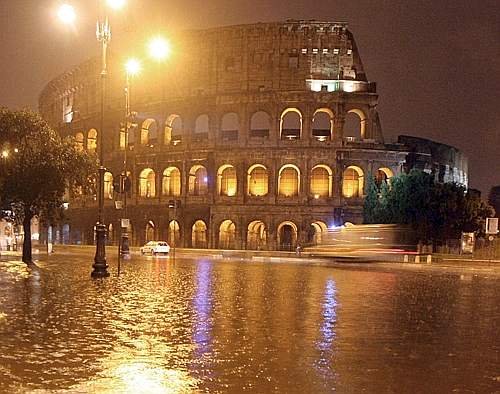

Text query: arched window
(221, 112), (239, 141)
(278, 165), (300, 197)
(219, 220), (236, 249)
(376, 167), (394, 186)
(342, 166), (364, 198)
(165, 115), (183, 145)
(280, 108), (302, 140)
(188, 165), (208, 196)
(277, 221), (298, 251)
(247, 164), (268, 196)
(217, 165), (237, 196)
(103, 171), (113, 200)
(311, 165), (333, 198)
(192, 220), (207, 248)
(75, 132), (84, 151)
(247, 220), (267, 250)
(141, 119), (157, 146)
(194, 114), (209, 140)
(87, 129), (97, 152)
(250, 111), (270, 139)
(139, 168), (156, 198)
(168, 220), (180, 246)
(162, 167), (181, 196)
(344, 109), (367, 140)
(145, 220), (155, 242)
(312, 109), (333, 141)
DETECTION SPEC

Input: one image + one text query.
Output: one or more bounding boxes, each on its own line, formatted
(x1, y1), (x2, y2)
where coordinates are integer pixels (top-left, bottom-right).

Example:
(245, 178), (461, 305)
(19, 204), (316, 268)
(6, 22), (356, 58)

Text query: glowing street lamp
(57, 4), (76, 25)
(106, 0), (126, 10)
(125, 58), (142, 77)
(148, 37), (171, 61)
(1, 150), (9, 159)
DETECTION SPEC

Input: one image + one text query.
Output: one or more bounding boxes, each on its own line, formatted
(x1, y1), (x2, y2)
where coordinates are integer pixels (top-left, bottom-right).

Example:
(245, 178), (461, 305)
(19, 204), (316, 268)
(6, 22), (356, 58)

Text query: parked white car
(140, 241), (170, 256)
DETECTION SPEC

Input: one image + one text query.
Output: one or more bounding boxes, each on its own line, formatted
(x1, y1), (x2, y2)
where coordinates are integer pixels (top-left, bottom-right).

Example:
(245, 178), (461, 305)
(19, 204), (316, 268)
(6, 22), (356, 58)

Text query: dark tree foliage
(362, 169), (494, 244)
(363, 175), (379, 223)
(0, 108), (95, 264)
(488, 186), (500, 217)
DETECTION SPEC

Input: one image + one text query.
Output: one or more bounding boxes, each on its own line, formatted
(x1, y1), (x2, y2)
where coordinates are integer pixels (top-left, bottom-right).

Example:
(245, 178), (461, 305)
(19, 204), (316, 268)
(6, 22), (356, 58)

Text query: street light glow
(106, 0), (126, 10)
(148, 37), (171, 61)
(1, 150), (9, 158)
(125, 58), (141, 76)
(57, 4), (76, 25)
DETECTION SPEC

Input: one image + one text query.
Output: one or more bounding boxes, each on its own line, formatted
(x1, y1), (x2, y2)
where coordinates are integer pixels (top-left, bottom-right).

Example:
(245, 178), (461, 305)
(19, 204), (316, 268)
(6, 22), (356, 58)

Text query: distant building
(38, 20), (468, 250)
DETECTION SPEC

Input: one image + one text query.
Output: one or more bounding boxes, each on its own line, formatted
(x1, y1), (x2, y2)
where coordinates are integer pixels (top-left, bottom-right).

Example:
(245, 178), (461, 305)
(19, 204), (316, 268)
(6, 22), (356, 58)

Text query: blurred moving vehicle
(140, 241), (170, 256)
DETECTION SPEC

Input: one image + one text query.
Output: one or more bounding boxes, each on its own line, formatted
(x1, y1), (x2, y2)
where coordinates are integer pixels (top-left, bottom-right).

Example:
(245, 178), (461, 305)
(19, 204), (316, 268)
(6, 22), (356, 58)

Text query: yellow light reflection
(106, 0), (126, 10)
(57, 4), (76, 25)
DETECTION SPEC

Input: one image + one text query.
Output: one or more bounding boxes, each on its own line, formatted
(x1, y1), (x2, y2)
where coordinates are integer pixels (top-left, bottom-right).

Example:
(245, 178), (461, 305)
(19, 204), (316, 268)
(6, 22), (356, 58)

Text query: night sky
(1, 0), (498, 195)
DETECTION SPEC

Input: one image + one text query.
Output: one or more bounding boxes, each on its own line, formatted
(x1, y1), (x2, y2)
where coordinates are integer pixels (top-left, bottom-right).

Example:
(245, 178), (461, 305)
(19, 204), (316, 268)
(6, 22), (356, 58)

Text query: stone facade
(38, 20), (466, 250)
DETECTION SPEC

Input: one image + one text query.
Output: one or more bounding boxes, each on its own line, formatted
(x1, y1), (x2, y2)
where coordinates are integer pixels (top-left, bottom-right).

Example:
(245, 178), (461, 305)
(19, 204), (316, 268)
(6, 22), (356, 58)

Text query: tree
(488, 186), (500, 217)
(363, 174), (379, 223)
(0, 108), (95, 264)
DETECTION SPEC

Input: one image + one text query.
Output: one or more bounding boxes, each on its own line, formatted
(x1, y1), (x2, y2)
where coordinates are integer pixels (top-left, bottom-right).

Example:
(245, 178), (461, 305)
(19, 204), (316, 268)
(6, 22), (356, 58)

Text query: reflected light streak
(318, 279), (337, 352)
(192, 260), (213, 359)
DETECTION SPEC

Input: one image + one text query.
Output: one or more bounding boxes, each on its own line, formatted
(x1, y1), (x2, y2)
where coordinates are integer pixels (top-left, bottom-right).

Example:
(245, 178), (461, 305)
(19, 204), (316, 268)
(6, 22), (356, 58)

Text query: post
(120, 71), (132, 259)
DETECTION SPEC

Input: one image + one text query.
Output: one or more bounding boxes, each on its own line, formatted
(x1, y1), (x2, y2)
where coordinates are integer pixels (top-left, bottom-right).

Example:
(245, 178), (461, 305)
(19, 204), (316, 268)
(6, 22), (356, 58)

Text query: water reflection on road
(0, 252), (499, 393)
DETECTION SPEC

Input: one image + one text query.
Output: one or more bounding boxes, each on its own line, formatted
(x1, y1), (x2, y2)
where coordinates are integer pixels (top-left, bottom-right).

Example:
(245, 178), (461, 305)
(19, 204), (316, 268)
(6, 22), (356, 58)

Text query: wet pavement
(0, 249), (499, 393)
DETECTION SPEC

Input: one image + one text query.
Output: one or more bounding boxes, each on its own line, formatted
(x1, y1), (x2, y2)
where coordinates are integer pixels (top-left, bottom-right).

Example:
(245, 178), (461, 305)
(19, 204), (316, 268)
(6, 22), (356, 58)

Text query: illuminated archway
(75, 132), (84, 151)
(145, 220), (155, 242)
(344, 109), (367, 139)
(250, 111), (270, 138)
(278, 164), (300, 197)
(247, 164), (268, 196)
(312, 108), (334, 141)
(188, 165), (208, 196)
(247, 220), (267, 250)
(219, 220), (236, 249)
(280, 108), (302, 140)
(217, 164), (237, 196)
(376, 167), (394, 185)
(165, 114), (183, 145)
(310, 221), (328, 245)
(311, 165), (333, 198)
(139, 168), (156, 198)
(162, 167), (181, 196)
(168, 220), (180, 246)
(141, 118), (158, 146)
(277, 221), (298, 251)
(87, 129), (97, 152)
(192, 220), (207, 248)
(103, 171), (113, 200)
(342, 166), (364, 198)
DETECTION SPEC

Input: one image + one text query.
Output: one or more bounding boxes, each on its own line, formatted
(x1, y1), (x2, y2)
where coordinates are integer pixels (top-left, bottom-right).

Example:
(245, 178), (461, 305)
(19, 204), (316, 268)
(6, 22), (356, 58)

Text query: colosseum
(38, 20), (468, 251)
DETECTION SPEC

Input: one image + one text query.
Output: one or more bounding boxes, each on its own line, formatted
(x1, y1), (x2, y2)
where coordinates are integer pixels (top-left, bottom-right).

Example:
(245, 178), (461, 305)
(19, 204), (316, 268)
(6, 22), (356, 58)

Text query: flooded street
(0, 250), (499, 393)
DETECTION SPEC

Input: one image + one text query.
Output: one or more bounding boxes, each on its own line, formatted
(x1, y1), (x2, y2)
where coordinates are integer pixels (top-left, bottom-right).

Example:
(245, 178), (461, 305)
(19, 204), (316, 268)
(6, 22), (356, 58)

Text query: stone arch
(247, 220), (267, 250)
(165, 114), (183, 145)
(217, 164), (237, 196)
(344, 109), (367, 139)
(141, 118), (157, 146)
(311, 165), (333, 198)
(342, 165), (364, 198)
(219, 219), (236, 249)
(162, 166), (181, 196)
(221, 112), (239, 141)
(247, 164), (268, 196)
(312, 108), (334, 141)
(192, 220), (207, 248)
(75, 132), (84, 151)
(278, 164), (300, 197)
(139, 168), (156, 198)
(188, 165), (208, 196)
(250, 111), (270, 138)
(194, 114), (209, 134)
(145, 220), (155, 242)
(167, 220), (180, 247)
(277, 221), (298, 251)
(280, 108), (302, 140)
(376, 167), (394, 185)
(103, 171), (113, 200)
(87, 128), (97, 152)
(309, 221), (328, 245)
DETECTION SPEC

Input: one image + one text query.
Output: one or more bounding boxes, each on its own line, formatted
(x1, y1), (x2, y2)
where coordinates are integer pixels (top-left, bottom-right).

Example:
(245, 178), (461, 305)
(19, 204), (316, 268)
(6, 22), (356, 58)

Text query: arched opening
(219, 220), (236, 249)
(277, 221), (298, 251)
(278, 164), (300, 197)
(280, 108), (302, 140)
(250, 111), (270, 138)
(128, 124), (137, 150)
(141, 119), (157, 146)
(194, 114), (209, 141)
(247, 164), (268, 196)
(139, 168), (156, 198)
(221, 112), (239, 141)
(311, 165), (333, 198)
(247, 220), (267, 250)
(145, 220), (155, 242)
(168, 220), (180, 247)
(192, 220), (207, 248)
(312, 109), (333, 141)
(75, 132), (84, 151)
(217, 165), (237, 196)
(103, 171), (114, 200)
(342, 166), (364, 198)
(165, 115), (183, 145)
(376, 167), (394, 186)
(162, 167), (181, 196)
(188, 165), (208, 196)
(309, 221), (327, 245)
(343, 109), (367, 140)
(87, 129), (97, 152)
